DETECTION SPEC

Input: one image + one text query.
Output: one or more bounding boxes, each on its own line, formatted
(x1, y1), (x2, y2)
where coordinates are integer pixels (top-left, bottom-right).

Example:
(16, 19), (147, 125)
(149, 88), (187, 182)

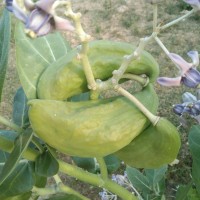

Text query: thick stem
(0, 138), (138, 200)
(96, 157), (108, 180)
(0, 115), (22, 133)
(115, 86), (159, 125)
(58, 160), (137, 200)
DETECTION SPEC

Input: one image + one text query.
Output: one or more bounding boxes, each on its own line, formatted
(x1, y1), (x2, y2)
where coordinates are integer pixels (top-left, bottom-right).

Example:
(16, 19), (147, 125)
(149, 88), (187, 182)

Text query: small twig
(153, 36), (170, 55)
(64, 1), (96, 92)
(159, 8), (197, 31)
(115, 86), (160, 125)
(121, 74), (149, 87)
(111, 34), (155, 85)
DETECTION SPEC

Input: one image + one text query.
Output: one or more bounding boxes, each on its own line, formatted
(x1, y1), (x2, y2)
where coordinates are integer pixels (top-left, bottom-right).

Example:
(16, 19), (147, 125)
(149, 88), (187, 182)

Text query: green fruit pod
(115, 118), (181, 169)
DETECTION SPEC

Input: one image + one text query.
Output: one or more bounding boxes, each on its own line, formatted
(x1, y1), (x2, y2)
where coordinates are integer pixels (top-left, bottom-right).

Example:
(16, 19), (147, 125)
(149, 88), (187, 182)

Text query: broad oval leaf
(144, 165), (167, 187)
(126, 166), (151, 194)
(0, 9), (11, 102)
(15, 23), (71, 99)
(12, 87), (29, 128)
(35, 150), (59, 177)
(0, 130), (17, 163)
(0, 129), (33, 185)
(104, 154), (121, 174)
(3, 192), (32, 200)
(72, 156), (96, 173)
(175, 182), (193, 200)
(0, 161), (34, 198)
(189, 125), (200, 163)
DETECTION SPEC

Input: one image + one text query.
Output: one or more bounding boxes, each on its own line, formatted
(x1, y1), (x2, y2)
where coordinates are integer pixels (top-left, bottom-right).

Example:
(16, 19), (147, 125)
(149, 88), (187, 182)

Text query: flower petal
(182, 92), (197, 103)
(187, 51), (199, 67)
(36, 22), (52, 36)
(36, 0), (56, 14)
(182, 68), (200, 88)
(6, 0), (13, 12)
(157, 76), (181, 86)
(184, 0), (200, 8)
(173, 104), (185, 115)
(54, 16), (75, 31)
(169, 53), (192, 74)
(26, 9), (52, 36)
(12, 0), (27, 22)
(24, 0), (35, 11)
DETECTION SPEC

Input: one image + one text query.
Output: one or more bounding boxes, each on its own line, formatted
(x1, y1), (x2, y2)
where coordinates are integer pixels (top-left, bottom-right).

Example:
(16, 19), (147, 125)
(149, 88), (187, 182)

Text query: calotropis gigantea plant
(0, 0), (199, 200)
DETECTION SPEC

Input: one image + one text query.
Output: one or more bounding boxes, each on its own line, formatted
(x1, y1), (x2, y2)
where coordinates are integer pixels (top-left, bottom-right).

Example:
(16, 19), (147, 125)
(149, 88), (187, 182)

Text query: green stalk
(65, 1), (97, 92)
(0, 115), (22, 133)
(116, 86), (159, 125)
(121, 74), (149, 86)
(96, 157), (108, 180)
(159, 8), (197, 31)
(59, 160), (137, 200)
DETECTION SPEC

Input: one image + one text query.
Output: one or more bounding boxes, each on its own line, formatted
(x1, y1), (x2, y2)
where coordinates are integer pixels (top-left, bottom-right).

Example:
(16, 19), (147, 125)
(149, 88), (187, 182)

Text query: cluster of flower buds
(173, 92), (200, 117)
(99, 189), (117, 200)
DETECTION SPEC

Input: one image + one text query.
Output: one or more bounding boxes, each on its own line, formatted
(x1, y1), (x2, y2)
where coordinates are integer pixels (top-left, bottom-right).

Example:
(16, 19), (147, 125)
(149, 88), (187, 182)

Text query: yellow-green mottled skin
(29, 84), (158, 157)
(115, 118), (181, 168)
(37, 40), (159, 100)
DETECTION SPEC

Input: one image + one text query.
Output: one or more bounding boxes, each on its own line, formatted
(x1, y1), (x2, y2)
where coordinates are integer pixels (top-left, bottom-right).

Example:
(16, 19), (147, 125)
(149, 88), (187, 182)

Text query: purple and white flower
(6, 0), (74, 37)
(184, 0), (200, 9)
(157, 51), (200, 88)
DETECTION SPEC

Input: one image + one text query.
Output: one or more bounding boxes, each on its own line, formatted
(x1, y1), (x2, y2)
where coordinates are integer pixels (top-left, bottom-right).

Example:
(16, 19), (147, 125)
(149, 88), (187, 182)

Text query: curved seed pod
(28, 84), (158, 157)
(37, 40), (159, 100)
(115, 118), (181, 169)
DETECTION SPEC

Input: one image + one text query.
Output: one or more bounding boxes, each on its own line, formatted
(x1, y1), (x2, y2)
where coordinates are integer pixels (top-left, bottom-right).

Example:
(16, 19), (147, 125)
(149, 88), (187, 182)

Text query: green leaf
(189, 125), (200, 163)
(28, 161), (47, 188)
(175, 182), (193, 200)
(0, 129), (33, 185)
(0, 9), (11, 101)
(72, 156), (96, 173)
(191, 161), (200, 195)
(35, 150), (59, 177)
(187, 187), (200, 200)
(2, 192), (31, 200)
(12, 87), (29, 128)
(126, 166), (151, 194)
(189, 125), (200, 196)
(104, 154), (121, 174)
(47, 194), (82, 200)
(0, 130), (17, 162)
(144, 165), (167, 187)
(15, 23), (71, 99)
(0, 161), (34, 198)
(69, 92), (90, 102)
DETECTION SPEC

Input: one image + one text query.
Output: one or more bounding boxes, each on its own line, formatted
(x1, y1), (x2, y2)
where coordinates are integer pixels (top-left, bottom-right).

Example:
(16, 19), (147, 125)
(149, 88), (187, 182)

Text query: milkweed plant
(0, 0), (200, 200)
